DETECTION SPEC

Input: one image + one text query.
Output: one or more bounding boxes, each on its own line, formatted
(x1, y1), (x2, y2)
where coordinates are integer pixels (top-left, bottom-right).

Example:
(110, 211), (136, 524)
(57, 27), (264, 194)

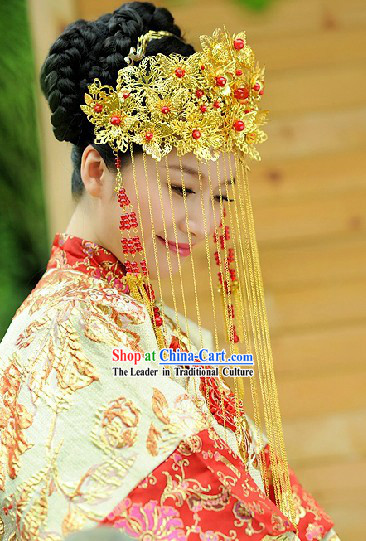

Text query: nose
(180, 196), (219, 242)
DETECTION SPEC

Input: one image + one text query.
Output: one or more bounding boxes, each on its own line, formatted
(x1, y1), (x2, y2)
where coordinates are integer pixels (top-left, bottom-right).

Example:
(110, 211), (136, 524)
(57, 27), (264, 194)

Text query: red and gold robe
(0, 233), (341, 541)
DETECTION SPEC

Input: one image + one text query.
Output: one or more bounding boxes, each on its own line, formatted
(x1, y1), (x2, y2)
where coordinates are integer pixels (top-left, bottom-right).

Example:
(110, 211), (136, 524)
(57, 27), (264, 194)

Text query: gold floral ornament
(82, 81), (139, 154)
(80, 26), (269, 162)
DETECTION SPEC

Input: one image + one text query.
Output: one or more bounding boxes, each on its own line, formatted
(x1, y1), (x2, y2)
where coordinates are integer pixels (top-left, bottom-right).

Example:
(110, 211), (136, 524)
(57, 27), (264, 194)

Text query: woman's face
(81, 145), (236, 280)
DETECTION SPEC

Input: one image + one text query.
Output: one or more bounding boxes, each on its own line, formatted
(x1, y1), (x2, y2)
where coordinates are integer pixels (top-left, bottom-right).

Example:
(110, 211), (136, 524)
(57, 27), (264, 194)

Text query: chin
(147, 258), (182, 281)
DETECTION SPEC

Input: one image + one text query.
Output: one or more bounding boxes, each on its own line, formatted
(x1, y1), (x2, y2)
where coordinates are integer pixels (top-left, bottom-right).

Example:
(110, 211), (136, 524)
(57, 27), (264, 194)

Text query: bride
(0, 2), (340, 540)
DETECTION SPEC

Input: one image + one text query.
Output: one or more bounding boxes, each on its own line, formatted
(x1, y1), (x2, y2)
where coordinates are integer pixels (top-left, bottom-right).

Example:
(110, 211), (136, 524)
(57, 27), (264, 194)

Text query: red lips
(157, 236), (192, 256)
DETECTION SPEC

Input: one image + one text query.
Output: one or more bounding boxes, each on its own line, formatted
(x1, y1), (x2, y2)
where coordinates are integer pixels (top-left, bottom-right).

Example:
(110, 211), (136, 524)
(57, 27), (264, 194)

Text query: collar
(46, 232), (129, 293)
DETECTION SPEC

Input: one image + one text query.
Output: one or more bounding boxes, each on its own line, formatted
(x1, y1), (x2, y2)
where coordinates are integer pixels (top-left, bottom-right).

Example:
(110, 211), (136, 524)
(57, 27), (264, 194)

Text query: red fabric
(99, 429), (335, 540)
(100, 428), (297, 540)
(47, 232), (129, 292)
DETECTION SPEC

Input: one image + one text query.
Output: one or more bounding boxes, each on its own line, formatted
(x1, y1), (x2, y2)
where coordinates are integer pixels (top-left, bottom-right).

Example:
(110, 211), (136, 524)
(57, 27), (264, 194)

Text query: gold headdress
(81, 26), (298, 528)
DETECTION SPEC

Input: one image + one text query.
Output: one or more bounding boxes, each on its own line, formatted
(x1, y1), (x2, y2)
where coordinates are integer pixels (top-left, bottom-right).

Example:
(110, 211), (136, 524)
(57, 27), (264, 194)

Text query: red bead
(94, 103), (103, 113)
(227, 248), (235, 263)
(145, 131), (153, 141)
(130, 212), (138, 228)
(175, 67), (185, 78)
(200, 65), (205, 70)
(200, 105), (207, 113)
(110, 115), (121, 125)
(123, 92), (130, 99)
(119, 212), (138, 230)
(121, 239), (129, 254)
(161, 105), (170, 114)
(253, 82), (260, 91)
(215, 76), (227, 87)
(234, 38), (245, 50)
(234, 87), (250, 100)
(192, 129), (201, 140)
(132, 236), (143, 252)
(213, 100), (221, 109)
(131, 262), (139, 273)
(234, 120), (245, 131)
(259, 89), (264, 95)
(235, 69), (243, 76)
(155, 316), (163, 327)
(195, 89), (204, 98)
(117, 188), (130, 207)
(244, 109), (250, 114)
(119, 217), (130, 230)
(118, 198), (129, 207)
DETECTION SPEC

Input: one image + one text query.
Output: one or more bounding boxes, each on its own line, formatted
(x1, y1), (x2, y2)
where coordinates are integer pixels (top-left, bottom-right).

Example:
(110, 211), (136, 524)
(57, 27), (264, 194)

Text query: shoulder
(0, 270), (212, 537)
(12, 267), (146, 323)
(1, 268), (152, 361)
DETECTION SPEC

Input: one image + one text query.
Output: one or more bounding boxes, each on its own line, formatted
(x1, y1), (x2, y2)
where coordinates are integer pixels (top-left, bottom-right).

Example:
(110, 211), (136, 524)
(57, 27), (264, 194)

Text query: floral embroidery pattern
(0, 355), (33, 491)
(98, 396), (140, 450)
(109, 499), (187, 540)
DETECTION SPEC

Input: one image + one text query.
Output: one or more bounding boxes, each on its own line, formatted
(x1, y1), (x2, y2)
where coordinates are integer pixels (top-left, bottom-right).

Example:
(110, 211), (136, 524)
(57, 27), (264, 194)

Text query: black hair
(39, 1), (196, 202)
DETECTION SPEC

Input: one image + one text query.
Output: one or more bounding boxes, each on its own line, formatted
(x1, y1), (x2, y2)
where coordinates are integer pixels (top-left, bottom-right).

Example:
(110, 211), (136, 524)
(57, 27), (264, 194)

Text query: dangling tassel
(115, 148), (166, 350)
(213, 208), (255, 465)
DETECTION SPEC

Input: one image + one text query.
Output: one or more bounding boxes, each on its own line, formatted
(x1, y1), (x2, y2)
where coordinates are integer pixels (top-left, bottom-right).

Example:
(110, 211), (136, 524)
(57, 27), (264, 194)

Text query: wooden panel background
(30, 0), (366, 538)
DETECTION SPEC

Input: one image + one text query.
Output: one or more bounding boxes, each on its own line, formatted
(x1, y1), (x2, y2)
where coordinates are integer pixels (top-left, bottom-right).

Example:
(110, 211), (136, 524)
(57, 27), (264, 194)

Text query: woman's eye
(215, 194), (234, 203)
(170, 184), (195, 196)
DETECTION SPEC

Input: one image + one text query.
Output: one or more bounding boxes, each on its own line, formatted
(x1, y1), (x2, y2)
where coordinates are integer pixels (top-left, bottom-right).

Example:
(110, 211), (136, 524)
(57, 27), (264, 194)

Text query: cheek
(146, 189), (176, 234)
(214, 204), (223, 227)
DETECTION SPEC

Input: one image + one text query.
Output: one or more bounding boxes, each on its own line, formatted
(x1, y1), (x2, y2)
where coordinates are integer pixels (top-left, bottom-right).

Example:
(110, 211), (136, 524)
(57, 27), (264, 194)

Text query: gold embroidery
(0, 354), (34, 491)
(7, 464), (52, 540)
(54, 319), (100, 392)
(179, 434), (202, 455)
(152, 387), (170, 425)
(146, 423), (162, 456)
(61, 507), (88, 537)
(99, 396), (140, 450)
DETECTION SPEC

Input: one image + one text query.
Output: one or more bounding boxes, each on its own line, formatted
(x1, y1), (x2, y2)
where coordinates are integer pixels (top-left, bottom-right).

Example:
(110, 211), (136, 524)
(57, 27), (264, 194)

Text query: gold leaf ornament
(80, 25), (268, 162)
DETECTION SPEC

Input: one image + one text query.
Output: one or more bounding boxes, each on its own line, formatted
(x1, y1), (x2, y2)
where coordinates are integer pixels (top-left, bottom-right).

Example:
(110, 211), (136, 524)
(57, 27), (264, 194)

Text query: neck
(65, 200), (99, 244)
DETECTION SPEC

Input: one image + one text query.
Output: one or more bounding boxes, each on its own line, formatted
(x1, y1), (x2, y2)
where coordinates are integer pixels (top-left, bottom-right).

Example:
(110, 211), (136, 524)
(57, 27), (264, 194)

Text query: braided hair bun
(40, 2), (195, 147)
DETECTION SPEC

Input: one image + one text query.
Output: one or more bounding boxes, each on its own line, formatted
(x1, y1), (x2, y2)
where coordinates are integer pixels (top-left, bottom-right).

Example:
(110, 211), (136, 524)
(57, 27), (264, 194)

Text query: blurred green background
(0, 0), (49, 340)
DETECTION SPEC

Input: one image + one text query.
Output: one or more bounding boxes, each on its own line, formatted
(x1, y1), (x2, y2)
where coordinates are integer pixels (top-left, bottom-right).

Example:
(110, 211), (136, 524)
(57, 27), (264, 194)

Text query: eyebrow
(168, 163), (236, 185)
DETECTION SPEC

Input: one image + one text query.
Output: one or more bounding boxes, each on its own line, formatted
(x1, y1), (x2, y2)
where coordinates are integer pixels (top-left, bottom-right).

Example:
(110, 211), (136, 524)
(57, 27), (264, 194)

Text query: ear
(80, 145), (105, 198)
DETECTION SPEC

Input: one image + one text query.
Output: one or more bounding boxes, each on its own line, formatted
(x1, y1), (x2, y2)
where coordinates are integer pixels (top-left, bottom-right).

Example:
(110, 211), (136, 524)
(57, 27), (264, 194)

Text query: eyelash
(170, 184), (234, 202)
